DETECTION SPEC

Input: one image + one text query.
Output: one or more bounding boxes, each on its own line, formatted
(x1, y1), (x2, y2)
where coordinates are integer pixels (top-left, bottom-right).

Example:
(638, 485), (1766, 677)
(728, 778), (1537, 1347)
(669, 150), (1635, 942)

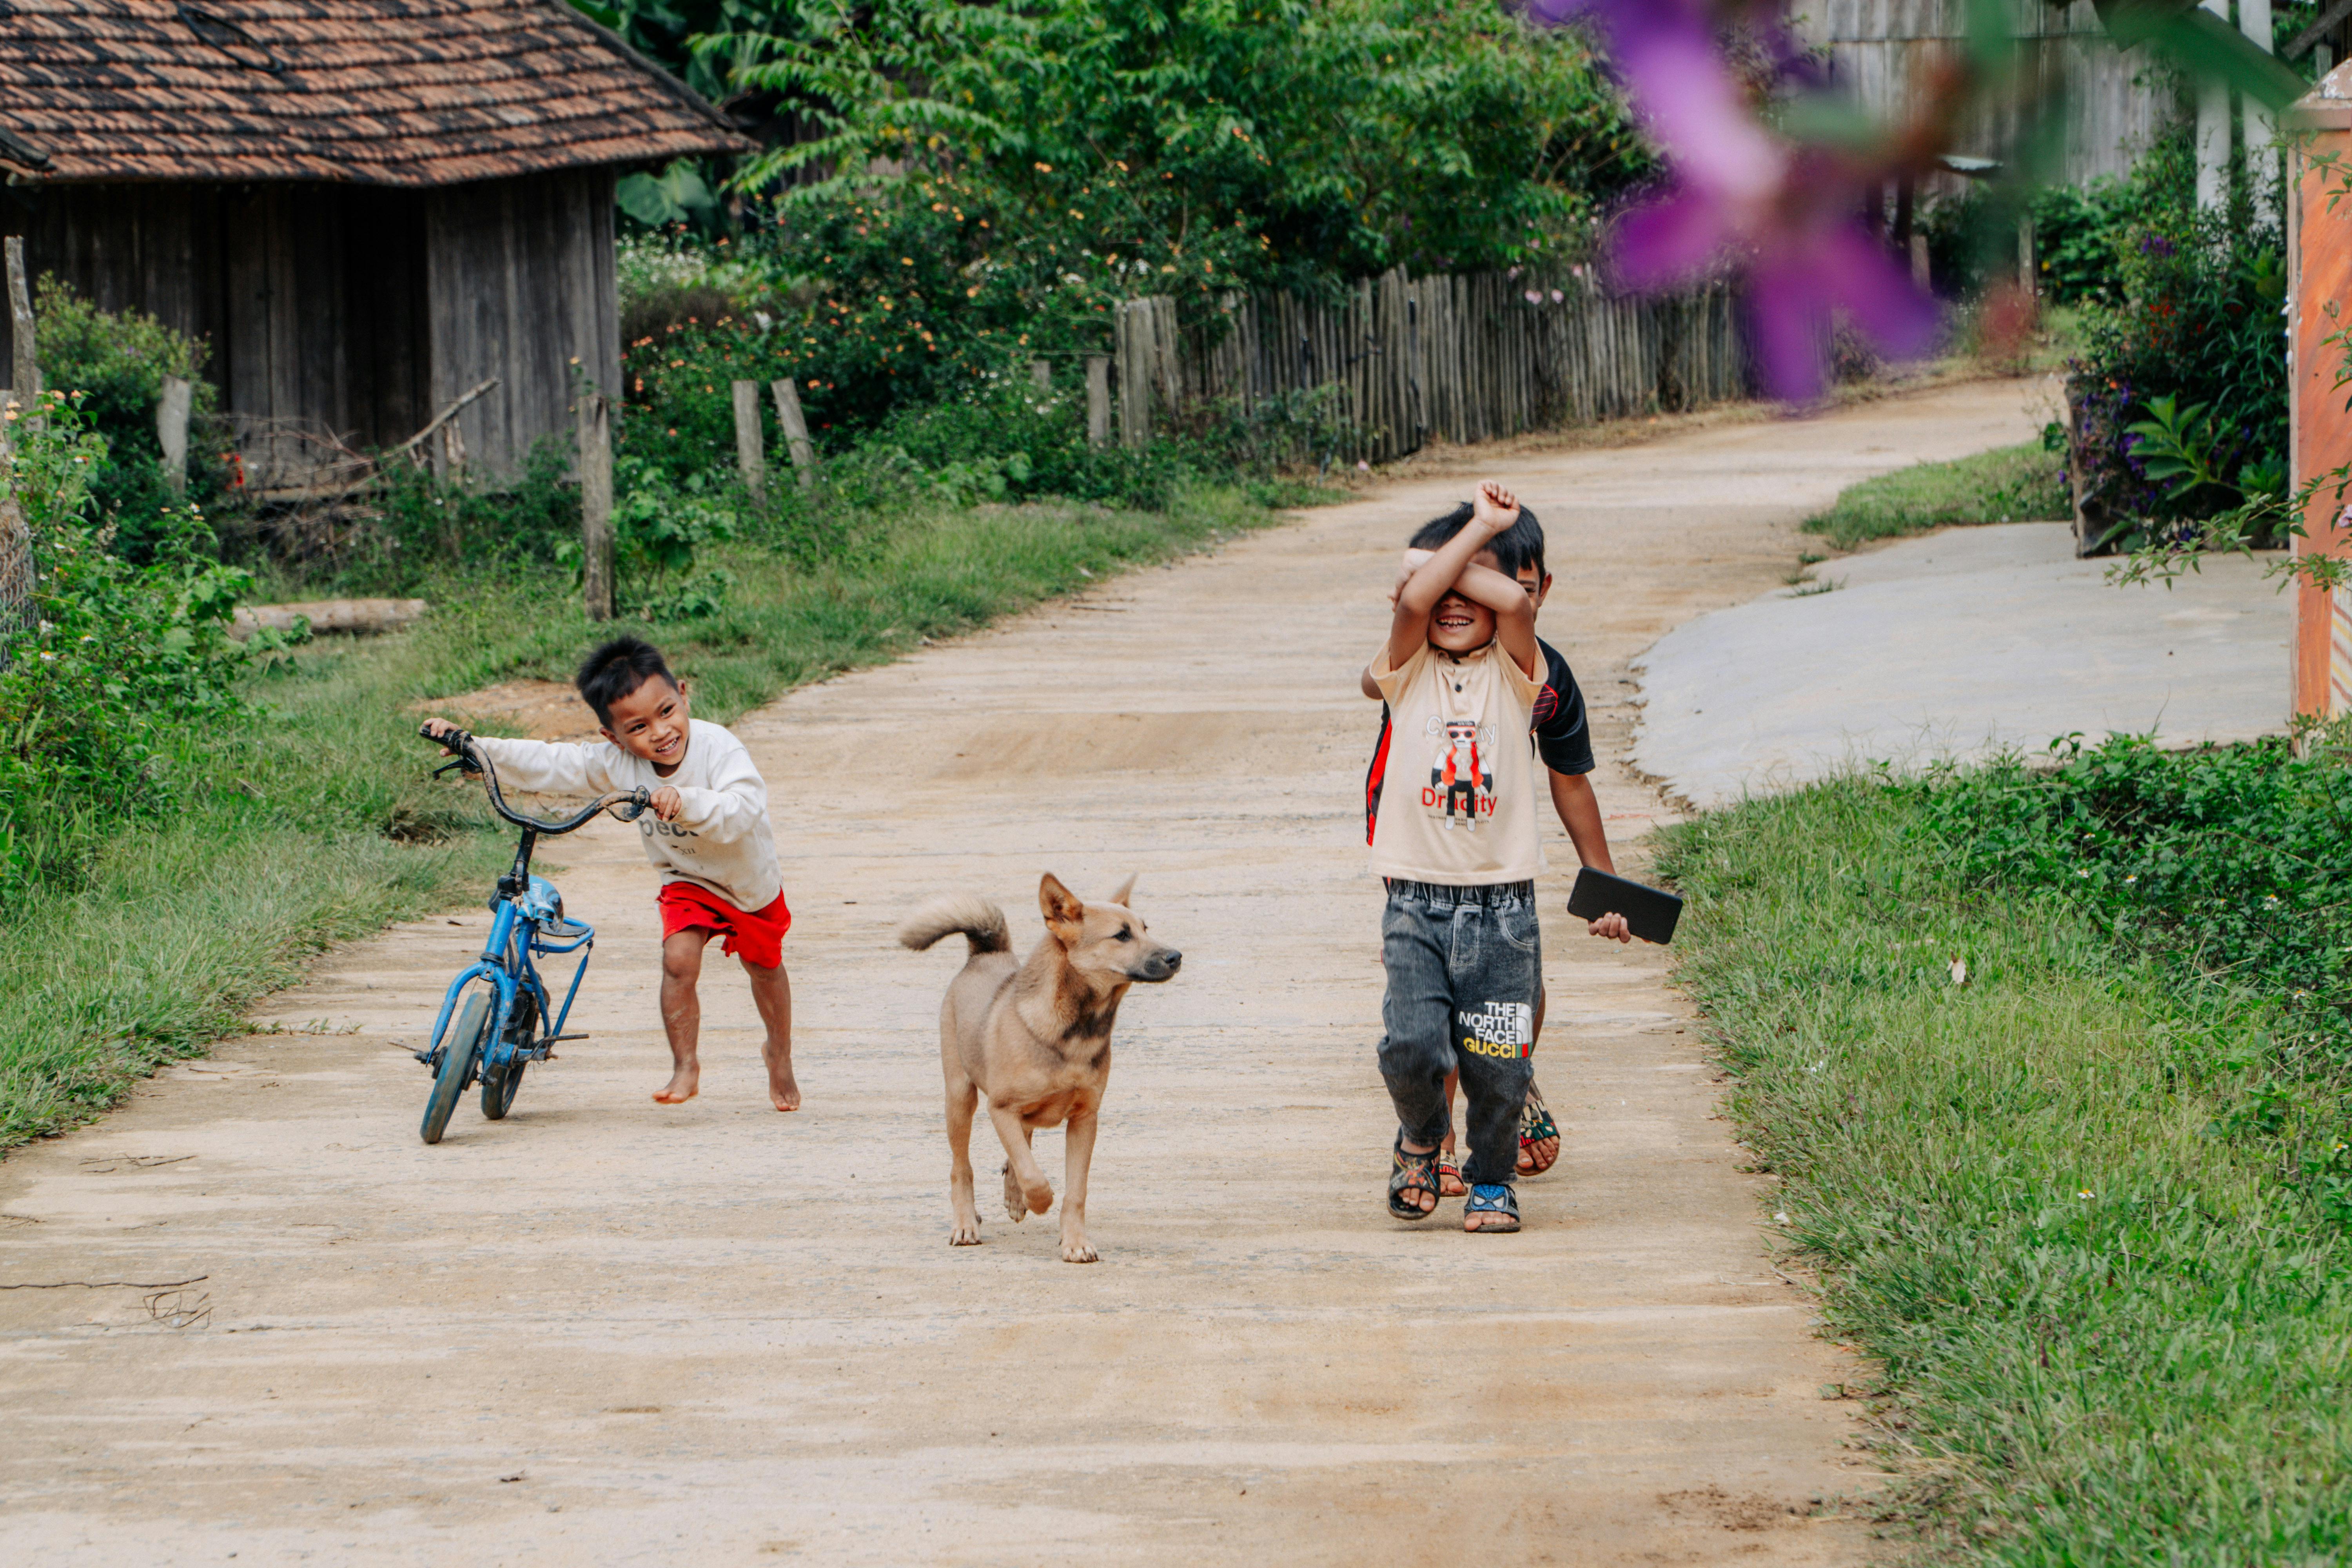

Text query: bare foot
(653, 1062), (699, 1104)
(763, 1041), (800, 1111)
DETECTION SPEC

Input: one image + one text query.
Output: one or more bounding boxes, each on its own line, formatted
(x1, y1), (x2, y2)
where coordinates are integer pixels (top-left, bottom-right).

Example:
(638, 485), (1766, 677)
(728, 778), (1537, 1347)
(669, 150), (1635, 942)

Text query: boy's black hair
(576, 636), (679, 726)
(1407, 502), (1548, 581)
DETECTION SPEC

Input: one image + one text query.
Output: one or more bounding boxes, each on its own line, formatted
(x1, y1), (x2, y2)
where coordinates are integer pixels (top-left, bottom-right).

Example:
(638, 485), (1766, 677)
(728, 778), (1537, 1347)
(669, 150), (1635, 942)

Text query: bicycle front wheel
(421, 993), (490, 1145)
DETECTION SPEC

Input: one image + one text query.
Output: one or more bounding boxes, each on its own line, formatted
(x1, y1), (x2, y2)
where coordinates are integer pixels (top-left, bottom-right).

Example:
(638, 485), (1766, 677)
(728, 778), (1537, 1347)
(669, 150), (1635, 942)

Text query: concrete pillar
(2242, 0), (2281, 227)
(2197, 0), (2233, 213)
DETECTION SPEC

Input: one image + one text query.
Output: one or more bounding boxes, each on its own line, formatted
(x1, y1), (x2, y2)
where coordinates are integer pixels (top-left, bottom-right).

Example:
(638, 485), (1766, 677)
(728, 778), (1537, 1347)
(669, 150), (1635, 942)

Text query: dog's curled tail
(896, 896), (1011, 956)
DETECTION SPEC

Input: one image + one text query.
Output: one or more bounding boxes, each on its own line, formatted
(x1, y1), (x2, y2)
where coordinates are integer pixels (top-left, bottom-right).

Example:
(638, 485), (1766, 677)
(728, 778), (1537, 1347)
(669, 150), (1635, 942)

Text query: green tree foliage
(713, 0), (1648, 290)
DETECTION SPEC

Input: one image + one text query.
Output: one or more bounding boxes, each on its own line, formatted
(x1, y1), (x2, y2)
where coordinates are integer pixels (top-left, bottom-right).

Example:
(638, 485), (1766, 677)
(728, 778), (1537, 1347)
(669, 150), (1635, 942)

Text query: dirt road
(1, 380), (2041, 1564)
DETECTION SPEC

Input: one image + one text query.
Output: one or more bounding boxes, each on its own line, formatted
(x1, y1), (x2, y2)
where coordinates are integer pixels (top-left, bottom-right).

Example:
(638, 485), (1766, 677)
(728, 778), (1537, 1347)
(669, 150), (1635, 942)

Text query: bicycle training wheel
(479, 1060), (523, 1120)
(421, 993), (490, 1145)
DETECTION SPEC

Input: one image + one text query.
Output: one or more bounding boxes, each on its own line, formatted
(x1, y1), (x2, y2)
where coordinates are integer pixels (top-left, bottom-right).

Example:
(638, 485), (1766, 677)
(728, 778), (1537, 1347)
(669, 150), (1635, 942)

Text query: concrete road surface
(1634, 521), (2292, 808)
(0, 379), (2042, 1564)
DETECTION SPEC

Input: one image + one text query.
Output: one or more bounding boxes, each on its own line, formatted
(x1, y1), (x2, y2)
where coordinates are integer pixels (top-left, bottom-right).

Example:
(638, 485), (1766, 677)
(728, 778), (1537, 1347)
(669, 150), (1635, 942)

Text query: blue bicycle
(414, 724), (650, 1145)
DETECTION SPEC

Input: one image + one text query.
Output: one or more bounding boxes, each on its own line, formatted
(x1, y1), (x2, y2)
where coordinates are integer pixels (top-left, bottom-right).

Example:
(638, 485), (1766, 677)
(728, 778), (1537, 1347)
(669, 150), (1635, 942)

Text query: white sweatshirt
(473, 719), (782, 913)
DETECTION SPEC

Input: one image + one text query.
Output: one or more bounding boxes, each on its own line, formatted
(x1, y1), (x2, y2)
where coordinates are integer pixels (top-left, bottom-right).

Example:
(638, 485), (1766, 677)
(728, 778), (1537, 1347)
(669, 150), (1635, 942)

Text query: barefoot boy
(423, 637), (798, 1111)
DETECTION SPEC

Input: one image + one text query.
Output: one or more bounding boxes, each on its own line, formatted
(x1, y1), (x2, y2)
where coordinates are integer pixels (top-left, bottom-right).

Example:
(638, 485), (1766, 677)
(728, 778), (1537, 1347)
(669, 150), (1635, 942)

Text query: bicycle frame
(414, 727), (647, 1090)
(424, 879), (596, 1076)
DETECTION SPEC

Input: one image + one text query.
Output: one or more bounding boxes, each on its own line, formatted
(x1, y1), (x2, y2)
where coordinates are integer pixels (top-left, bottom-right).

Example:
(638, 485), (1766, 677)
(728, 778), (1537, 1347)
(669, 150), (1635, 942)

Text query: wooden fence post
(577, 390), (613, 622)
(1031, 358), (1053, 392)
(1116, 300), (1151, 448)
(6, 238), (38, 432)
(769, 378), (815, 488)
(0, 396), (24, 653)
(157, 376), (192, 495)
(1085, 356), (1111, 448)
(731, 379), (766, 504)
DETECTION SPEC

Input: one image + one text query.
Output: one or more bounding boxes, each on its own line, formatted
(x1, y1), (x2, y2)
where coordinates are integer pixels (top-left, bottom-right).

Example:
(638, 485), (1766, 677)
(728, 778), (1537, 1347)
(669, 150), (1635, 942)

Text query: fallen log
(231, 598), (428, 641)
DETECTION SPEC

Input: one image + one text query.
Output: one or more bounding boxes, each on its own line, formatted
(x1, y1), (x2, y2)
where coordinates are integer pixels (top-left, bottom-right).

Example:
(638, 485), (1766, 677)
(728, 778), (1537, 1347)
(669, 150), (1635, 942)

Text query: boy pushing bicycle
(422, 636), (797, 1111)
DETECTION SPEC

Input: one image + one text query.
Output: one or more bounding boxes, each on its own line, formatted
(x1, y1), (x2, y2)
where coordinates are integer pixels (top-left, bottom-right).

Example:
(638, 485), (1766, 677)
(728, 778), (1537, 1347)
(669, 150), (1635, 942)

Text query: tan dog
(897, 874), (1181, 1263)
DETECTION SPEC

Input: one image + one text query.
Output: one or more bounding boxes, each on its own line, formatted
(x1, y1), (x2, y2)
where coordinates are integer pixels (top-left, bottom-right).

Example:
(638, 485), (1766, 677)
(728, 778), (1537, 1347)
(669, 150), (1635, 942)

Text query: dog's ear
(1106, 874), (1136, 909)
(1038, 873), (1085, 945)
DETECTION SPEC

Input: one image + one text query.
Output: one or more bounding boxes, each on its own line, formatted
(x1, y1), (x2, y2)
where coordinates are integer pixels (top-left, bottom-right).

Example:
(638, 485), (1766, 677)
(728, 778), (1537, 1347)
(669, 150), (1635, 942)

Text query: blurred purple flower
(1533, 0), (1938, 401)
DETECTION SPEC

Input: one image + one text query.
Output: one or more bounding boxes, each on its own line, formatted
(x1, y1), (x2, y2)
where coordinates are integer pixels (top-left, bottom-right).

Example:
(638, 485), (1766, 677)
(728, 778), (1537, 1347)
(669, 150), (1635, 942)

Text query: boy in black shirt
(1361, 503), (1630, 1185)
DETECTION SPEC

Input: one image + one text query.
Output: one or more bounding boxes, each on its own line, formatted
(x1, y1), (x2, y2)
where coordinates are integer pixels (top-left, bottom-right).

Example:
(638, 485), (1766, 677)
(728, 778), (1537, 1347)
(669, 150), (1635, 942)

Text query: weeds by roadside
(1803, 440), (2069, 553)
(1659, 753), (2352, 1563)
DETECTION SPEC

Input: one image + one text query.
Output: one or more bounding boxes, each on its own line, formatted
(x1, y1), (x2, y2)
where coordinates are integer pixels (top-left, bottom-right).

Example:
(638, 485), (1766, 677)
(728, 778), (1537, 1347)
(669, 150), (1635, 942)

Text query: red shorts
(657, 882), (792, 970)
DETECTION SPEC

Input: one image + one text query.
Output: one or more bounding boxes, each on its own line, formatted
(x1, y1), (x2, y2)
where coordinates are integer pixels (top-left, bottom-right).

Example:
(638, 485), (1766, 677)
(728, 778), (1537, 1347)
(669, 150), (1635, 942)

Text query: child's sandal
(1518, 1083), (1561, 1177)
(1388, 1132), (1443, 1221)
(1436, 1145), (1467, 1197)
(1464, 1183), (1521, 1233)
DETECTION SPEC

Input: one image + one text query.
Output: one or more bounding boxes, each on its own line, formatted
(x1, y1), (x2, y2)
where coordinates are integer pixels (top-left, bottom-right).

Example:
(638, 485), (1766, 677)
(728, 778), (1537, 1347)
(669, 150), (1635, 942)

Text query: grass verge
(1657, 776), (2351, 1562)
(1803, 441), (2069, 553)
(0, 485), (1293, 1151)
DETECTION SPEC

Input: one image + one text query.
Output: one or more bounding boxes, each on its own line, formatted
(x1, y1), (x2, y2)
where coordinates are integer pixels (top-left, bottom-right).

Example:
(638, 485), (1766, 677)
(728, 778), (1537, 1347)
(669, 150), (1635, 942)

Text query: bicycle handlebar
(417, 723), (650, 833)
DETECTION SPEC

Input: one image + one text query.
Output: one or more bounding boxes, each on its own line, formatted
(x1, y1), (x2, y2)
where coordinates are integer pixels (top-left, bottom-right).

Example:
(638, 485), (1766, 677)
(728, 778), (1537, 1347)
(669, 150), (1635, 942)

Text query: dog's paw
(949, 1221), (982, 1247)
(1060, 1238), (1098, 1264)
(1002, 1163), (1028, 1223)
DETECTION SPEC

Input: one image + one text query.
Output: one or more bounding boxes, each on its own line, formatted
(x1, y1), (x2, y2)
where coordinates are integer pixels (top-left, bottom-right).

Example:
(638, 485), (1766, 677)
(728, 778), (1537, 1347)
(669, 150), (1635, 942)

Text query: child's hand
(1587, 911), (1632, 944)
(1388, 547), (1435, 608)
(650, 785), (683, 821)
(1471, 480), (1521, 533)
(420, 717), (462, 746)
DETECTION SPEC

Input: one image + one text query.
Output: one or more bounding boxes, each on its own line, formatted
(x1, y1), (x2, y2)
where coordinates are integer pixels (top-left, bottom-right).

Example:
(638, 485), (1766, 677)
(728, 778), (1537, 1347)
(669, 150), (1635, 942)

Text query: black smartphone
(1566, 867), (1683, 945)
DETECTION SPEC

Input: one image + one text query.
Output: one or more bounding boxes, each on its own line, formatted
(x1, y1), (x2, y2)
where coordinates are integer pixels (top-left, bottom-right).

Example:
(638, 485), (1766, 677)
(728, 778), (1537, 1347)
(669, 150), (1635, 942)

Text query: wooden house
(1796, 2), (2175, 187)
(0, 0), (749, 485)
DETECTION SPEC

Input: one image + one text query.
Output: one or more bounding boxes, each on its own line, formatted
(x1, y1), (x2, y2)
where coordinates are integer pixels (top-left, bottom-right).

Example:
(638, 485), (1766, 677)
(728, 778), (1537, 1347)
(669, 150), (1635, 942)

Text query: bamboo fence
(1111, 267), (1749, 463)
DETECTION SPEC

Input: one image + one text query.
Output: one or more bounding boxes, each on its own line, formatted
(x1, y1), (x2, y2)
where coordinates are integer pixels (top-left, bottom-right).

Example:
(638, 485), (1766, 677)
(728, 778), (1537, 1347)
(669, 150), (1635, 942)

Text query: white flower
(1773, 1211), (1791, 1225)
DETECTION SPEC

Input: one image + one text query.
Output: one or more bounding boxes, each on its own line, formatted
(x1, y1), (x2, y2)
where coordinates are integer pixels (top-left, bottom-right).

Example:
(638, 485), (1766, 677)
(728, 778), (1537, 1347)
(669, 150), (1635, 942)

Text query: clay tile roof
(0, 0), (754, 185)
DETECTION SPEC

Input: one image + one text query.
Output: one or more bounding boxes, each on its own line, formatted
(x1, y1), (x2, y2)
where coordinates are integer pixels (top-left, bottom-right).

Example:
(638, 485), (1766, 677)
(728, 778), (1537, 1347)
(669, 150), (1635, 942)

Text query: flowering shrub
(0, 396), (252, 903)
(2066, 209), (2287, 551)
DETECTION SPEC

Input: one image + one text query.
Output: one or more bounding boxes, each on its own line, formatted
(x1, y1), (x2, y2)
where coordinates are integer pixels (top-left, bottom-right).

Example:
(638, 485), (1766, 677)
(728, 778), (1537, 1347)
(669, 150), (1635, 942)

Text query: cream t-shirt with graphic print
(1368, 638), (1545, 886)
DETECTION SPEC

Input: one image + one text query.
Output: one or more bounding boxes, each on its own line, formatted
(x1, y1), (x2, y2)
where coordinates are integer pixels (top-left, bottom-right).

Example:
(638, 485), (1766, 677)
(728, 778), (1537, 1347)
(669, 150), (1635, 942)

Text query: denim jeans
(1377, 878), (1539, 1188)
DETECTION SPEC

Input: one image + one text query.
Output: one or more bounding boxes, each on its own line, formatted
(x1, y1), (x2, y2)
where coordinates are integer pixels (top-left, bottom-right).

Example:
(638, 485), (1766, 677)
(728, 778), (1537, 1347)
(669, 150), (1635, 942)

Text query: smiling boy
(1369, 481), (1551, 1234)
(423, 637), (796, 1111)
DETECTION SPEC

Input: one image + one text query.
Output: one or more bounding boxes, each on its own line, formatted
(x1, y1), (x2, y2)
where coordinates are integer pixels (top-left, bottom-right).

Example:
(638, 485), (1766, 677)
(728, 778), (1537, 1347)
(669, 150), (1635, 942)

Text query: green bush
(32, 278), (228, 558)
(0, 396), (253, 904)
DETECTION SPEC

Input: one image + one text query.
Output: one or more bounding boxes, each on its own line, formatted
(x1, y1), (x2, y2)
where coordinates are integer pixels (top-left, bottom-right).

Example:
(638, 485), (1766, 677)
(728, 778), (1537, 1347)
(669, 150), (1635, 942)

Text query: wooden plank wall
(0, 181), (433, 486)
(1797, 1), (2173, 187)
(425, 167), (621, 481)
(1128, 268), (1747, 465)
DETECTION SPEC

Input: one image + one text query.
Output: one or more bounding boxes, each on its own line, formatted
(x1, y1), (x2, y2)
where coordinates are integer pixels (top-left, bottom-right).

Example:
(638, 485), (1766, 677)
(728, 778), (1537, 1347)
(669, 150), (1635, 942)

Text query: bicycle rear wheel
(421, 993), (490, 1145)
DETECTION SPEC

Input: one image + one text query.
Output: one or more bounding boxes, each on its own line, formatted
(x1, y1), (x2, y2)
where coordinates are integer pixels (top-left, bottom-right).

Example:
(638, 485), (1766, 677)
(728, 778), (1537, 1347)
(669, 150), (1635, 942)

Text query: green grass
(1804, 442), (2070, 553)
(1657, 780), (2352, 1563)
(0, 485), (1290, 1151)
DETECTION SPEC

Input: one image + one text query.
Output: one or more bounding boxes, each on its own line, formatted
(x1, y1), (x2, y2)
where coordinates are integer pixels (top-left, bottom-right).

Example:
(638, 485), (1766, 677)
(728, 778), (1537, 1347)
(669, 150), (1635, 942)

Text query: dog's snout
(1131, 947), (1181, 982)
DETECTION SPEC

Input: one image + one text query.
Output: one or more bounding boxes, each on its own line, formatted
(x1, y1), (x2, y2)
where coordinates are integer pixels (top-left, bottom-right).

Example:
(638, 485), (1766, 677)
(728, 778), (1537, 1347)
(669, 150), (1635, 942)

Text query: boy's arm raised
(1452, 561), (1540, 680)
(1385, 509), (1508, 672)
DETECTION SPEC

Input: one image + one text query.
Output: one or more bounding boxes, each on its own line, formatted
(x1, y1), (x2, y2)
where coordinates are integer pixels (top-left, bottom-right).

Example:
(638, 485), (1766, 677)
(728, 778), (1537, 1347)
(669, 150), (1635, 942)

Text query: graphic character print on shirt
(1423, 715), (1496, 831)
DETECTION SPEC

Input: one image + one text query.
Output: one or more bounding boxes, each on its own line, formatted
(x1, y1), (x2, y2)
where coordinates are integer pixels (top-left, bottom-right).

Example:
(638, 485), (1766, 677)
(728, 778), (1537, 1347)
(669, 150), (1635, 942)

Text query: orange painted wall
(2294, 129), (2352, 717)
